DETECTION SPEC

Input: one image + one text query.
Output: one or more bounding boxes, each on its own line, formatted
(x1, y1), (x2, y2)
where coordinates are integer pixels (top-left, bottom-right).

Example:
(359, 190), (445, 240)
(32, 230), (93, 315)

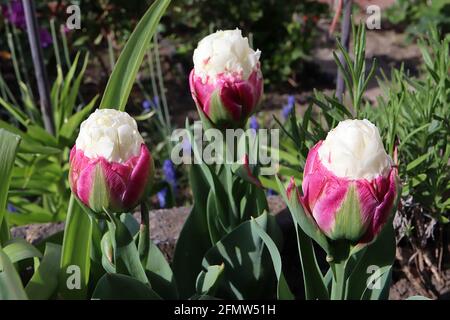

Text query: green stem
(138, 202), (150, 260)
(330, 261), (347, 300)
(105, 216), (117, 265)
(50, 19), (62, 69)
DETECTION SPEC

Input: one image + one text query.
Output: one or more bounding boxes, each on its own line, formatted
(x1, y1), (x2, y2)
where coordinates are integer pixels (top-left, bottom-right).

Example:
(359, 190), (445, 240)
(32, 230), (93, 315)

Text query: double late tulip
(189, 29), (263, 129)
(290, 119), (399, 245)
(69, 109), (153, 213)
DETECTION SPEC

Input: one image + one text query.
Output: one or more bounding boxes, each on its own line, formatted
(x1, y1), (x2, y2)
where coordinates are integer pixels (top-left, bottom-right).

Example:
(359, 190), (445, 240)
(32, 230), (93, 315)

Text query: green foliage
(386, 0), (450, 36)
(168, 0), (327, 87)
(100, 0), (171, 111)
(0, 129), (21, 244)
(365, 28), (450, 231)
(1, 54), (98, 226)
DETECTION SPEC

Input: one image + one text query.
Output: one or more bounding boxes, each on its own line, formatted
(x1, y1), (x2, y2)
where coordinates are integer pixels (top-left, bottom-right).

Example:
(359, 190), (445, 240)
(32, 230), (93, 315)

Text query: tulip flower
(189, 29), (263, 129)
(290, 119), (399, 245)
(69, 109), (153, 213)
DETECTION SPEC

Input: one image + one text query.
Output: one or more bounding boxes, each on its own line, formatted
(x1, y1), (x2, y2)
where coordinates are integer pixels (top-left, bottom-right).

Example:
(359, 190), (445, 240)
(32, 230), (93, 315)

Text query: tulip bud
(69, 109), (153, 213)
(190, 29), (263, 129)
(299, 119), (399, 244)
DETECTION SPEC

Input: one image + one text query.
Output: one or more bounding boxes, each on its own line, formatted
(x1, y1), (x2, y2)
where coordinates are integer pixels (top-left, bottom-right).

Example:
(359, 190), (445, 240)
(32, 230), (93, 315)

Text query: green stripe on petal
(208, 89), (237, 127)
(88, 164), (110, 212)
(329, 185), (367, 242)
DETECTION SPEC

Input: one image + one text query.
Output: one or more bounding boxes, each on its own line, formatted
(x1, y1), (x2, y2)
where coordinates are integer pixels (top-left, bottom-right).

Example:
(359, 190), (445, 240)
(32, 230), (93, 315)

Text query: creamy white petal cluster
(318, 119), (393, 180)
(193, 29), (261, 83)
(76, 109), (144, 163)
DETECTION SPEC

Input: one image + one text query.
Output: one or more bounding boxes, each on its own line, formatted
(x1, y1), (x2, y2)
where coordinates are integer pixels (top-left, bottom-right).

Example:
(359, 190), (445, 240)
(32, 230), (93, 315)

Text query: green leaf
(25, 243), (61, 300)
(92, 273), (161, 300)
(26, 125), (59, 148)
(106, 213), (149, 285)
(0, 248), (28, 299)
(406, 152), (430, 171)
(0, 129), (21, 244)
(195, 264), (224, 296)
(59, 195), (92, 299)
(172, 164), (211, 298)
(276, 176), (330, 254)
(99, 0), (171, 111)
(145, 241), (178, 299)
(3, 238), (42, 263)
(202, 213), (281, 299)
(59, 95), (99, 142)
(346, 218), (396, 300)
(0, 97), (28, 126)
(276, 176), (329, 299)
(251, 218), (294, 300)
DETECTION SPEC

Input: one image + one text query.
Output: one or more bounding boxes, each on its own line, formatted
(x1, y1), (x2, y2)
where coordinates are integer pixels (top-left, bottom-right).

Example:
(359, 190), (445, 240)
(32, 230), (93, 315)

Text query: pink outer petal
(301, 141), (350, 235)
(189, 69), (215, 115)
(99, 158), (128, 210)
(69, 146), (94, 206)
(121, 144), (152, 209)
(358, 168), (398, 244)
(189, 68), (263, 124)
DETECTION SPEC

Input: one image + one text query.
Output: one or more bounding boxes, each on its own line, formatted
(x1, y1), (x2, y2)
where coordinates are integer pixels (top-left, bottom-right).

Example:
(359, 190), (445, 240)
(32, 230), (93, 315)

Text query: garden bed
(11, 195), (450, 299)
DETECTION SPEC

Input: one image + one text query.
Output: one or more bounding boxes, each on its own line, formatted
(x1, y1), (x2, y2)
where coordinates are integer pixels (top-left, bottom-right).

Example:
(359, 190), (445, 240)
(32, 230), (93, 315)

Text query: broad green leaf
(202, 213), (281, 299)
(25, 243), (61, 300)
(92, 273), (161, 300)
(172, 164), (211, 298)
(0, 248), (28, 299)
(145, 241), (178, 299)
(100, 0), (171, 111)
(276, 176), (331, 254)
(276, 176), (329, 299)
(106, 214), (149, 285)
(346, 218), (396, 300)
(3, 238), (42, 263)
(251, 217), (294, 300)
(195, 264), (224, 296)
(59, 195), (92, 299)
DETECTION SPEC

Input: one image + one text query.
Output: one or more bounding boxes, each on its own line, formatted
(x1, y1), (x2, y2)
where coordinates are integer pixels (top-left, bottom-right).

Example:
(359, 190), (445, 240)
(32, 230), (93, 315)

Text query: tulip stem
(330, 261), (347, 300)
(138, 202), (150, 260)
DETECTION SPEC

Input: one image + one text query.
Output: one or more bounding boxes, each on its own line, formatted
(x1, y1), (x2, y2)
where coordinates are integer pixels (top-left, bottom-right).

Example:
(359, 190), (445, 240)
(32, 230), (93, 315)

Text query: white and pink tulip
(190, 29), (263, 128)
(69, 109), (153, 213)
(289, 119), (399, 244)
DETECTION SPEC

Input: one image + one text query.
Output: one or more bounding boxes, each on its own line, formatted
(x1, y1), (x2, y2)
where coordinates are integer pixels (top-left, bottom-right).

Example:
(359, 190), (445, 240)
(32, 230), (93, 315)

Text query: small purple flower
(163, 159), (177, 192)
(142, 96), (159, 111)
(157, 188), (167, 208)
(39, 28), (53, 48)
(142, 99), (152, 111)
(282, 95), (296, 120)
(7, 203), (17, 212)
(267, 189), (277, 196)
(287, 95), (295, 106)
(2, 1), (26, 29)
(249, 115), (259, 130)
